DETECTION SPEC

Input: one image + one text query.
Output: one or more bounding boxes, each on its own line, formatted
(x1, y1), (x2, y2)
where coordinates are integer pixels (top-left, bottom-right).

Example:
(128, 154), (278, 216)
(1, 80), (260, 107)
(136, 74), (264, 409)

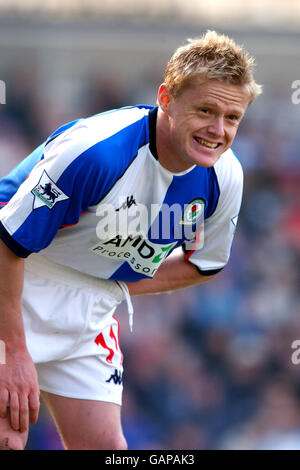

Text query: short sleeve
(0, 122), (109, 256)
(183, 149), (243, 275)
(0, 108), (149, 258)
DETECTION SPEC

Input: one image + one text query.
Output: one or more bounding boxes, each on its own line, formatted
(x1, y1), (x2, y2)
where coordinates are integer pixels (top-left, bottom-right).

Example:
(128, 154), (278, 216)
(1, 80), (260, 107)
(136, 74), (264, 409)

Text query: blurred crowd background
(0, 0), (300, 450)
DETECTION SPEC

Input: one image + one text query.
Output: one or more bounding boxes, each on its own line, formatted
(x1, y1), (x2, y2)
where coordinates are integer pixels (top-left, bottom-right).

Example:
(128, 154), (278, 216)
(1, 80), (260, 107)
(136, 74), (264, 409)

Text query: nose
(207, 116), (225, 138)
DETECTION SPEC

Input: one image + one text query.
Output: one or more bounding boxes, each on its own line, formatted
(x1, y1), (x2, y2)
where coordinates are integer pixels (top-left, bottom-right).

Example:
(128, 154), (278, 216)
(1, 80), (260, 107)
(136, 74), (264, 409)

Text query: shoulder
(208, 148), (243, 215)
(45, 106), (151, 152)
(213, 148), (243, 192)
(83, 105), (152, 141)
(43, 106), (152, 173)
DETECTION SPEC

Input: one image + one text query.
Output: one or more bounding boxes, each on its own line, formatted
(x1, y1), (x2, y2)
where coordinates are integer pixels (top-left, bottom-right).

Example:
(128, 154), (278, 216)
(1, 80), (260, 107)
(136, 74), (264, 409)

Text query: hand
(0, 346), (40, 432)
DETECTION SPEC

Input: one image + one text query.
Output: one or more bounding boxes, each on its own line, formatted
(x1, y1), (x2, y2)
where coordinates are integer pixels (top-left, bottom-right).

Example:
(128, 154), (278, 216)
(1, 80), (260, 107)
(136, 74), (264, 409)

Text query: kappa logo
(115, 195), (137, 212)
(106, 369), (123, 385)
(31, 170), (69, 210)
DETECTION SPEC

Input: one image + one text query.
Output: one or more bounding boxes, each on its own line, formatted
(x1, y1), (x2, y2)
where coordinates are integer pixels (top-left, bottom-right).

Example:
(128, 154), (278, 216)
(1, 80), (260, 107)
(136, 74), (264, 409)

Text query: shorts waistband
(24, 254), (125, 302)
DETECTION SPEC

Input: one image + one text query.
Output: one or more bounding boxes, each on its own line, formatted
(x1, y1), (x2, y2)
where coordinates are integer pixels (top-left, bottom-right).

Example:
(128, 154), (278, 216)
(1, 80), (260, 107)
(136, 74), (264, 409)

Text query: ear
(157, 83), (170, 112)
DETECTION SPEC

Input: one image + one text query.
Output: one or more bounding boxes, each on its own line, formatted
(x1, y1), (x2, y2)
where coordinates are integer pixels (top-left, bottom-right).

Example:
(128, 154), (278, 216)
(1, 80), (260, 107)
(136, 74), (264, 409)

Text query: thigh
(0, 416), (28, 450)
(41, 391), (127, 450)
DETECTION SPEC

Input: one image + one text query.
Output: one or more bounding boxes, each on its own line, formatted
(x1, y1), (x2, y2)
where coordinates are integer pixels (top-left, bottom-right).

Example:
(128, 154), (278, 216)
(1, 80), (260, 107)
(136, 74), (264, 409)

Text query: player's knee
(105, 434), (128, 451)
(95, 435), (127, 450)
(66, 433), (127, 450)
(0, 436), (25, 451)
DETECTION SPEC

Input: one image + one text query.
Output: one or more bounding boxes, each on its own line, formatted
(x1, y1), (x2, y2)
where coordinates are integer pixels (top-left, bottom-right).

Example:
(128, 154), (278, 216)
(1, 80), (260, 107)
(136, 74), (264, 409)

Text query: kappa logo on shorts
(31, 170), (69, 210)
(106, 369), (123, 385)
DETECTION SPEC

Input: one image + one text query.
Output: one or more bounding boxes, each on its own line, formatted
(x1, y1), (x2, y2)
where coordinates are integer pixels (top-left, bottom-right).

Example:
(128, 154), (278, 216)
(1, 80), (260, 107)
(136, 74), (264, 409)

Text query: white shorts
(22, 254), (127, 406)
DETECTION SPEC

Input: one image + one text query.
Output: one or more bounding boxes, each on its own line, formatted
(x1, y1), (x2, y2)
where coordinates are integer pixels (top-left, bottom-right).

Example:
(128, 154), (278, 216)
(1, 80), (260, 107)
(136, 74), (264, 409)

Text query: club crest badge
(179, 198), (206, 225)
(31, 170), (69, 210)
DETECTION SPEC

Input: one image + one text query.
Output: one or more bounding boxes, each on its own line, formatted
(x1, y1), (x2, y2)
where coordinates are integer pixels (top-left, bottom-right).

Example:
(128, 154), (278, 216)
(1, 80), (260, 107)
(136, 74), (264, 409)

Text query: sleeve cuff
(195, 266), (223, 276)
(0, 222), (32, 258)
(182, 245), (223, 276)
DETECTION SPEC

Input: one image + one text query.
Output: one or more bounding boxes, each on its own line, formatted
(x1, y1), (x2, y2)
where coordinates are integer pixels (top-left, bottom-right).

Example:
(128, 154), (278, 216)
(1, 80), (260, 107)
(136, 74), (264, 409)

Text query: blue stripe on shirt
(0, 143), (46, 204)
(10, 113), (149, 252)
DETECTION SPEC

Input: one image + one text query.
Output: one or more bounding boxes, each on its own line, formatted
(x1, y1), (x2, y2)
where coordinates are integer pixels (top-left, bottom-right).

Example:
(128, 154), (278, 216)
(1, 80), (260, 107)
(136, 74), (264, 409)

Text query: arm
(0, 239), (40, 432)
(0, 239), (26, 346)
(126, 249), (216, 296)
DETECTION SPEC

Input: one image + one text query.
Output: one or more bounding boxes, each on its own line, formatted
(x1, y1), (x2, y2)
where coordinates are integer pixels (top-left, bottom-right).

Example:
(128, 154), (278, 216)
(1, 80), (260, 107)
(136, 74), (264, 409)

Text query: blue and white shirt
(0, 106), (243, 282)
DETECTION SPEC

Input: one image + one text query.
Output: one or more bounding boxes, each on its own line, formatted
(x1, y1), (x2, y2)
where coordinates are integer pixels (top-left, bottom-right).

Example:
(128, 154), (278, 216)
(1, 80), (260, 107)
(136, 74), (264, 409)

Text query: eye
(194, 106), (212, 115)
(227, 114), (240, 123)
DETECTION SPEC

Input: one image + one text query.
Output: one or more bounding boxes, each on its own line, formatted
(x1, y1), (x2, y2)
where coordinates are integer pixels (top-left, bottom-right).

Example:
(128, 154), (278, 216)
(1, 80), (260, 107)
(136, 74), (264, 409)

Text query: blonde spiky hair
(164, 30), (262, 106)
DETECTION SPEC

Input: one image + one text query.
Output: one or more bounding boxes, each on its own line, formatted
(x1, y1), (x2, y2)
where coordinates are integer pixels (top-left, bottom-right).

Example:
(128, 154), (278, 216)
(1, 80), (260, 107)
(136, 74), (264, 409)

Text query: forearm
(126, 250), (216, 296)
(0, 239), (26, 349)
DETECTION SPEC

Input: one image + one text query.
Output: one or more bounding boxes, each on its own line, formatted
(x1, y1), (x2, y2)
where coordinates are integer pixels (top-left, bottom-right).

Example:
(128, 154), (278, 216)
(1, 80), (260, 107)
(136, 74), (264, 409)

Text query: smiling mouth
(193, 137), (221, 149)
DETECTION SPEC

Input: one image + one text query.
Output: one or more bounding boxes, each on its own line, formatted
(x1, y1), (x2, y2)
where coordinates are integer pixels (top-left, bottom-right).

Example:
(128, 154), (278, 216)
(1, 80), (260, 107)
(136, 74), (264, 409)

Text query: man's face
(158, 79), (249, 171)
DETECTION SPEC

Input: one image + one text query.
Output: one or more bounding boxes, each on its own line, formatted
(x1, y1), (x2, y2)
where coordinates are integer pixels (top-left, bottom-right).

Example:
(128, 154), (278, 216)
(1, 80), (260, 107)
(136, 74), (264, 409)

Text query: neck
(156, 108), (192, 174)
